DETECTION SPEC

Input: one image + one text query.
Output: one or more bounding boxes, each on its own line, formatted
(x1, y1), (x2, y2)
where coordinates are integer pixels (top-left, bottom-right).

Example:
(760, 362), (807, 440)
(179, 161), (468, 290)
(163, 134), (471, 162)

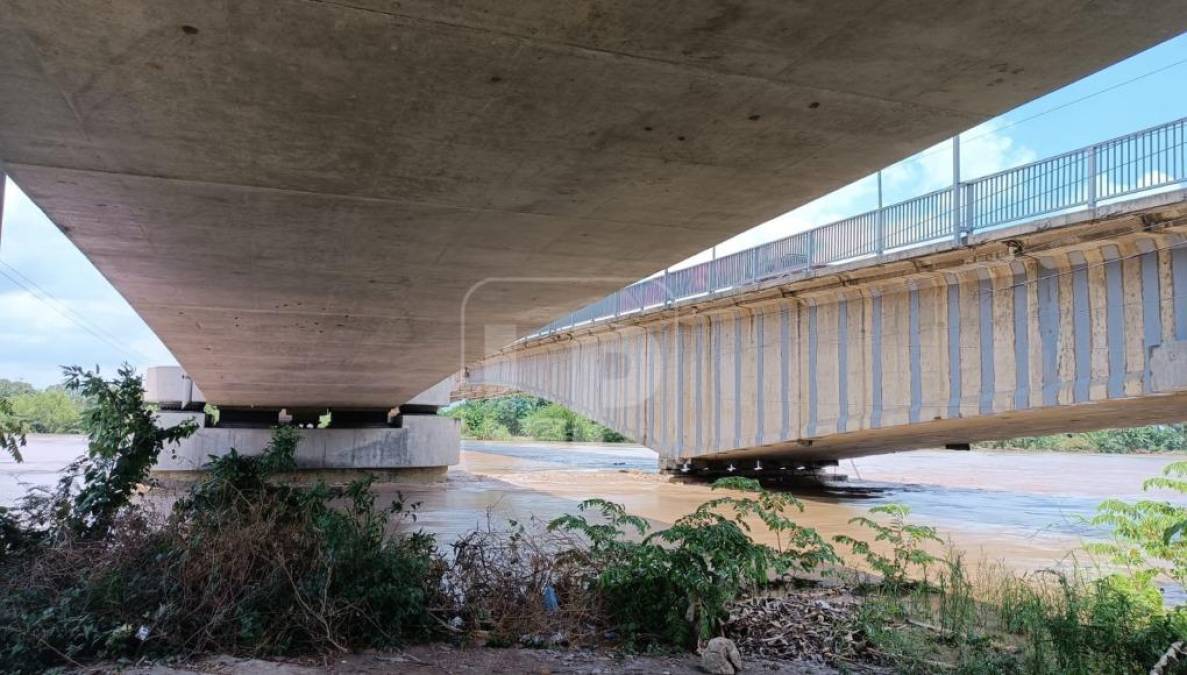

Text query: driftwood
(723, 588), (869, 662)
(1150, 640), (1187, 675)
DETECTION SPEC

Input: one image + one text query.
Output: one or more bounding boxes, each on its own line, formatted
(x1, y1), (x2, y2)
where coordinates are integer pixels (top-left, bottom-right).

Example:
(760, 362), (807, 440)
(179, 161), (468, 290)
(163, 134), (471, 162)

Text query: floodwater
(6, 435), (1187, 579)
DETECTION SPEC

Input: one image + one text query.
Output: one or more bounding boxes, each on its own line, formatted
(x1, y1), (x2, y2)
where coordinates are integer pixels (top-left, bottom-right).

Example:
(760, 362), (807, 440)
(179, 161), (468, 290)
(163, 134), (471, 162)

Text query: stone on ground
(702, 637), (744, 674)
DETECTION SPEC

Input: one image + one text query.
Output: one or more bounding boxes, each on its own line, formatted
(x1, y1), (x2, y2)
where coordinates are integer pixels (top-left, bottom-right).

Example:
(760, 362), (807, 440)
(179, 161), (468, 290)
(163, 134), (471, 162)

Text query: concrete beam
(466, 193), (1187, 462)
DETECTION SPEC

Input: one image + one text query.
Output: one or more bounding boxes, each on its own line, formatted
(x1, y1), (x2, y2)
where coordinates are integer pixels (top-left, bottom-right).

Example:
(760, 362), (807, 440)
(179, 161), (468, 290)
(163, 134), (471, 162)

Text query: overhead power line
(0, 261), (153, 364)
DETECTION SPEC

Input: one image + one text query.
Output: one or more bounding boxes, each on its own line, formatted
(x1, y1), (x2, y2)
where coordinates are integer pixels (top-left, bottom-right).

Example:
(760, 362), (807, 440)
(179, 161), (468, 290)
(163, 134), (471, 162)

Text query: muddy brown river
(5, 435), (1186, 584)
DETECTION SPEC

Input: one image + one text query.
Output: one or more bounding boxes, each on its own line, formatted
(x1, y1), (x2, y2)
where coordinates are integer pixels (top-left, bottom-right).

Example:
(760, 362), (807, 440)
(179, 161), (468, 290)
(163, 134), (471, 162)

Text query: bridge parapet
(526, 117), (1187, 341)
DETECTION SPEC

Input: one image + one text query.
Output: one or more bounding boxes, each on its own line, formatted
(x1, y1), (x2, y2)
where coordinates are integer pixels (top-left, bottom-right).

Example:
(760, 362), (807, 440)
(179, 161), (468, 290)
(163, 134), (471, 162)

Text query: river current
(5, 435), (1186, 582)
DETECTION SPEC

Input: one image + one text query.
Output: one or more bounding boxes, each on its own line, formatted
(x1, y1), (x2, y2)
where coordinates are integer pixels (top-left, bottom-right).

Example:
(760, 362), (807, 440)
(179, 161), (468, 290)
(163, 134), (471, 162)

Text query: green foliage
(851, 556), (1187, 674)
(548, 477), (836, 648)
(0, 397), (27, 462)
(845, 468), (1187, 674)
(51, 365), (197, 539)
(447, 395), (628, 443)
(0, 425), (437, 671)
(0, 378), (86, 434)
(1088, 460), (1187, 590)
(835, 503), (942, 588)
(0, 379), (34, 399)
(979, 424), (1187, 454)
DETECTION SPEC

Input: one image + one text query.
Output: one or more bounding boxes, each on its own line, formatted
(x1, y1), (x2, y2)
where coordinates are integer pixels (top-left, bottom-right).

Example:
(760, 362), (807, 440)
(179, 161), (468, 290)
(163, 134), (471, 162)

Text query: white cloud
(0, 290), (75, 335)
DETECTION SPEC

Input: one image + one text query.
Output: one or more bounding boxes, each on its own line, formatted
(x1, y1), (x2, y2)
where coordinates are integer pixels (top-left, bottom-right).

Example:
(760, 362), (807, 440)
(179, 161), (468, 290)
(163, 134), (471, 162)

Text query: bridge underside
(1, 1), (1184, 410)
(465, 193), (1187, 463)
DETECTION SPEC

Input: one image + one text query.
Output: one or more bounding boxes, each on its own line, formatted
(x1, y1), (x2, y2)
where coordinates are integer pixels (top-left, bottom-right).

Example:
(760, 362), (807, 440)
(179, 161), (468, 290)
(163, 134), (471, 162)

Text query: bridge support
(662, 456), (840, 485)
(147, 368), (459, 482)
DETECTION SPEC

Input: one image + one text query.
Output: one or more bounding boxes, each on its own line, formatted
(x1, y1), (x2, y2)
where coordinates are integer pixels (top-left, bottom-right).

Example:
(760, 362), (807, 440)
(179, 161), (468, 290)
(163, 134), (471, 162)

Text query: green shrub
(55, 366), (197, 540)
(0, 376), (437, 672)
(834, 503), (942, 589)
(548, 477), (836, 648)
(1090, 460), (1187, 587)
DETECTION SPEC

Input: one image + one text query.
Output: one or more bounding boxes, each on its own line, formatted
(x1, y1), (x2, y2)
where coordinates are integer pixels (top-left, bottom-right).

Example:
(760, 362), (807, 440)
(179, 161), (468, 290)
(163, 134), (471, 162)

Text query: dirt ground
(89, 645), (854, 674)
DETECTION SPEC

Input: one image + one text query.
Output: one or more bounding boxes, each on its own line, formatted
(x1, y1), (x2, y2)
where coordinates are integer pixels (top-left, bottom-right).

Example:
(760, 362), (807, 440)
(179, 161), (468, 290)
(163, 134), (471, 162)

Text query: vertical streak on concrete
(661, 328), (671, 451)
(755, 311), (766, 445)
(695, 320), (703, 453)
(647, 330), (656, 445)
(836, 299), (849, 433)
(1038, 260), (1060, 407)
(1012, 263), (1031, 410)
(908, 286), (921, 424)
(576, 342), (584, 413)
(1104, 249), (1125, 398)
(713, 317), (722, 451)
(1141, 249), (1163, 393)
(780, 306), (790, 440)
(733, 313), (743, 449)
(978, 274), (995, 414)
(1071, 253), (1092, 403)
(570, 347), (576, 409)
(946, 277), (961, 418)
(807, 304), (818, 437)
(635, 332), (643, 440)
(870, 293), (883, 428)
(675, 321), (684, 454)
(1174, 245), (1187, 340)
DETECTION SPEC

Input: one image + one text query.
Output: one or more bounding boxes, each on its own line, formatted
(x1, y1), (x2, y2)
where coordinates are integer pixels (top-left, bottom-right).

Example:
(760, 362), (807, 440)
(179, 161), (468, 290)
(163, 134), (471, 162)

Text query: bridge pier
(661, 456), (840, 485)
(147, 368), (459, 482)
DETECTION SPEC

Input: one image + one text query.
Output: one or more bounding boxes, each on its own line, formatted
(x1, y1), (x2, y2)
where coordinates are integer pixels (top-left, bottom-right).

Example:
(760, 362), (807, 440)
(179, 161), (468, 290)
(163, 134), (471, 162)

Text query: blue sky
(4, 32), (1187, 388)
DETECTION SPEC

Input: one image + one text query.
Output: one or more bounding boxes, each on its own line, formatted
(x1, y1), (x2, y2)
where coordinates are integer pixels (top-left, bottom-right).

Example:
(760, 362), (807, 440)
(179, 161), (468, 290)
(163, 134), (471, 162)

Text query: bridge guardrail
(525, 116), (1187, 340)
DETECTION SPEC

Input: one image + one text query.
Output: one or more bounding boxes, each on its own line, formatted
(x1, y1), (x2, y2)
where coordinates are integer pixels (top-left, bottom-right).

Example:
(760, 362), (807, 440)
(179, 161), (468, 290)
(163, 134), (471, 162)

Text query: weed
(548, 477), (836, 649)
(834, 503), (941, 589)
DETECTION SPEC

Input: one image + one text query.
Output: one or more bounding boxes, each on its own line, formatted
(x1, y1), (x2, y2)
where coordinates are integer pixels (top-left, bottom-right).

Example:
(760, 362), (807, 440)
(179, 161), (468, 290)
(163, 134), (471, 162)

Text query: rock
(702, 637), (743, 674)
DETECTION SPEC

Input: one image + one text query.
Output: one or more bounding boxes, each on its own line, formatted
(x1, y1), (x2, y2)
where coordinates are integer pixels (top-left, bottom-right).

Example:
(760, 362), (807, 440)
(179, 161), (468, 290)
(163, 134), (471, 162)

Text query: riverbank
(10, 430), (1187, 673)
(82, 644), (849, 674)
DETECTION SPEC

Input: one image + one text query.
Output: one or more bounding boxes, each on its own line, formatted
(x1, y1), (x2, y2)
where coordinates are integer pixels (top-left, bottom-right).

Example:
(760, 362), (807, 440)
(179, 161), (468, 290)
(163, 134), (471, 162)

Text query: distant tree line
(444, 395), (629, 443)
(977, 424), (1187, 453)
(0, 378), (85, 434)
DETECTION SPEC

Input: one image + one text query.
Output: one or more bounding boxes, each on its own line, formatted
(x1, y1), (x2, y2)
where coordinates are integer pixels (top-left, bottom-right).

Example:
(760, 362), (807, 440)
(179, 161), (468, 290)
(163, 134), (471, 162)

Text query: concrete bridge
(3, 1), (1187, 473)
(461, 118), (1187, 470)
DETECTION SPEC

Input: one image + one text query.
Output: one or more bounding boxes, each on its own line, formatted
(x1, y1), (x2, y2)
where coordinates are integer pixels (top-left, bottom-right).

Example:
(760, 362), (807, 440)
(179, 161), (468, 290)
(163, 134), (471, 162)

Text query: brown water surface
(7, 436), (1186, 578)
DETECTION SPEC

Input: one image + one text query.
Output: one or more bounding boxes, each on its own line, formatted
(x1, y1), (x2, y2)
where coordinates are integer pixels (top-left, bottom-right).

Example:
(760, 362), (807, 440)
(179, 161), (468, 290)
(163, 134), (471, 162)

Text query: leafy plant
(548, 477), (835, 648)
(1090, 461), (1187, 587)
(47, 365), (197, 539)
(834, 503), (942, 588)
(0, 397), (27, 462)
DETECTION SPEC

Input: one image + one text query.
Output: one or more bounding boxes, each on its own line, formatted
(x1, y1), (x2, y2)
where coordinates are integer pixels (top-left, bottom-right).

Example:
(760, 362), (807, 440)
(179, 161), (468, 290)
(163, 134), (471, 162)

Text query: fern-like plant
(1089, 460), (1187, 587)
(834, 503), (942, 588)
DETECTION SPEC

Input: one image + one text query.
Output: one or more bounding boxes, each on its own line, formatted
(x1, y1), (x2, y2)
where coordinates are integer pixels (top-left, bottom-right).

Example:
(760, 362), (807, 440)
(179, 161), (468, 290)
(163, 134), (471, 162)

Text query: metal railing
(525, 116), (1187, 339)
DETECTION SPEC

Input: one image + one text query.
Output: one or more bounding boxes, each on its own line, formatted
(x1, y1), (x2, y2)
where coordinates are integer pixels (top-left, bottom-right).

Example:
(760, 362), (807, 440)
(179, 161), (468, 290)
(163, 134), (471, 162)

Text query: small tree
(1090, 461), (1187, 588)
(47, 365), (197, 539)
(834, 503), (942, 588)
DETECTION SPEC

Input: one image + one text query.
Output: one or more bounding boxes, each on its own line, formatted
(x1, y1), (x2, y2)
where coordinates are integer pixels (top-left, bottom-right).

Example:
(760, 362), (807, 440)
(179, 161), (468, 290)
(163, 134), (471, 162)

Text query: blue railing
(527, 116), (1187, 338)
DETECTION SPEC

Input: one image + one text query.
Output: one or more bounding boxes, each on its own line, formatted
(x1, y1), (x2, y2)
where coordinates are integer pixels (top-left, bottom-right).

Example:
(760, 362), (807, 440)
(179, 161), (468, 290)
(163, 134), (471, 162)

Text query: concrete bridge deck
(2, 0), (1185, 414)
(462, 189), (1187, 467)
